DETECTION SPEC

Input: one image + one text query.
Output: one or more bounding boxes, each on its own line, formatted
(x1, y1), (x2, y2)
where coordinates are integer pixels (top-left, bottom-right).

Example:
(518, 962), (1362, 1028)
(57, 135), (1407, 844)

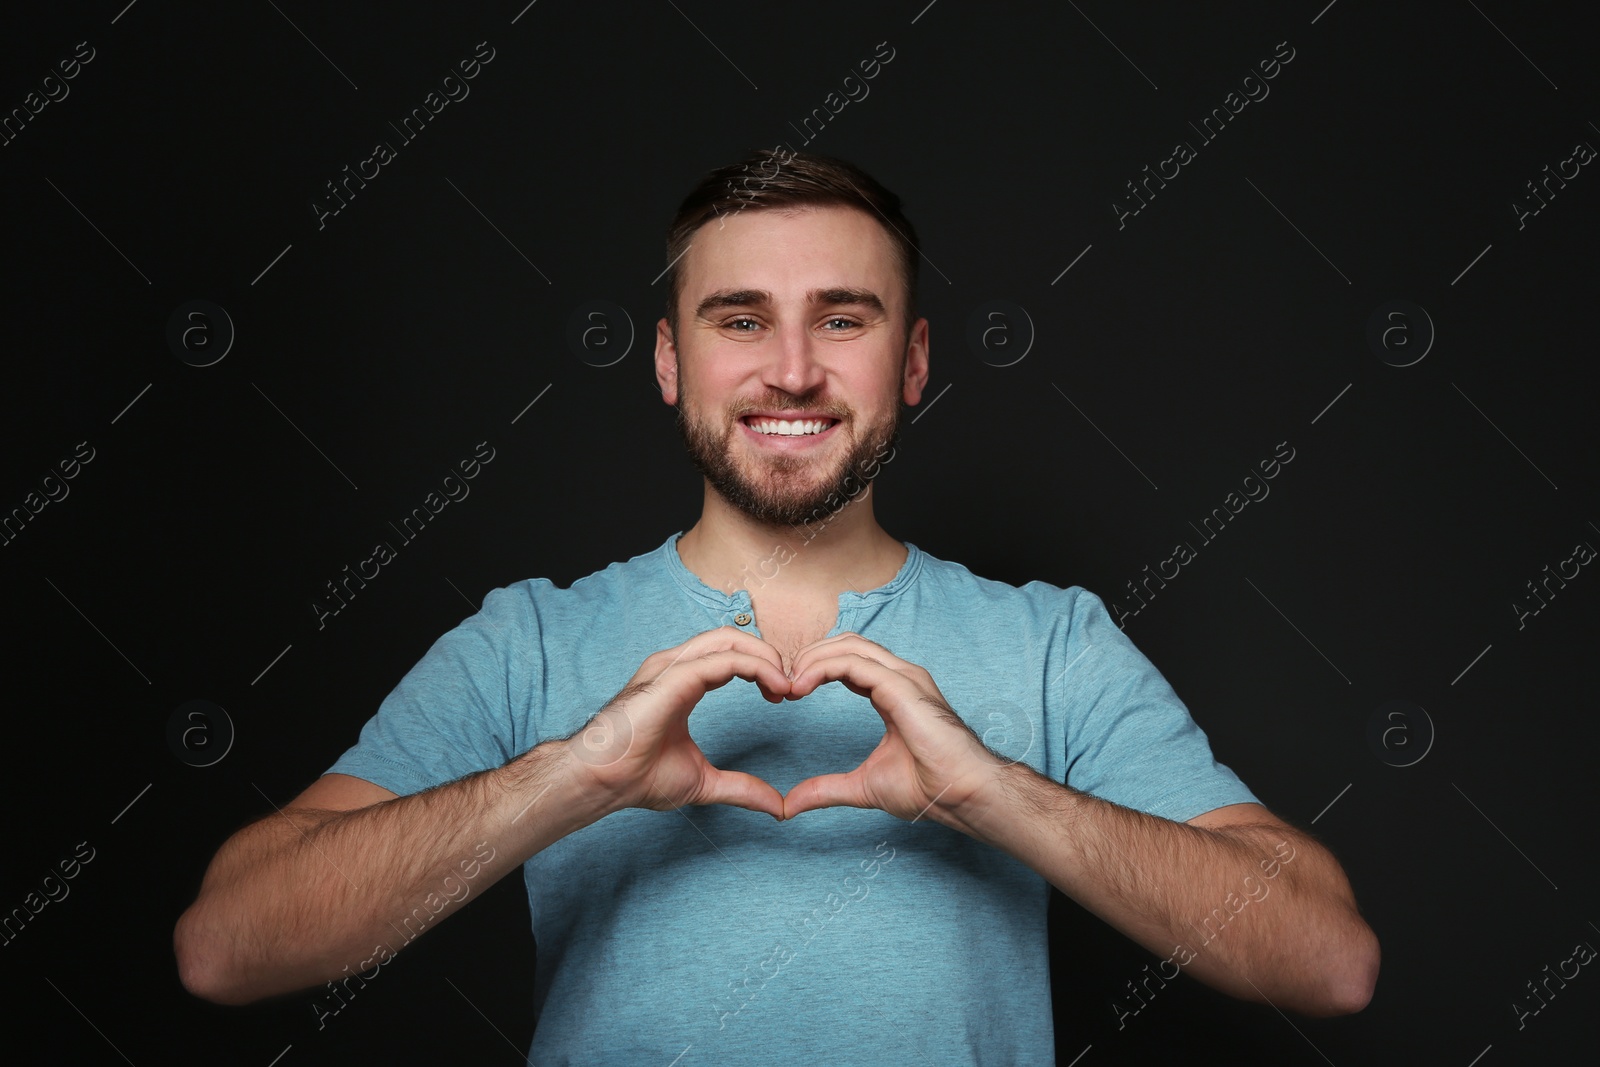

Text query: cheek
(684, 362), (752, 406)
(682, 392), (743, 442)
(850, 371), (902, 420)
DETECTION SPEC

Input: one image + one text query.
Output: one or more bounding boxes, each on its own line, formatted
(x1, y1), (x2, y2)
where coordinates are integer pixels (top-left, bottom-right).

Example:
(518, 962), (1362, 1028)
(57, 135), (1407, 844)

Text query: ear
(901, 317), (930, 405)
(654, 318), (679, 404)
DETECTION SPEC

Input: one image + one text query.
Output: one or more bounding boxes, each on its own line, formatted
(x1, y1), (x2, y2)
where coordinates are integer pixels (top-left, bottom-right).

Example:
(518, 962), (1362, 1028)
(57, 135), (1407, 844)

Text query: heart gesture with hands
(562, 627), (1002, 830)
(781, 632), (1002, 827)
(563, 627), (792, 819)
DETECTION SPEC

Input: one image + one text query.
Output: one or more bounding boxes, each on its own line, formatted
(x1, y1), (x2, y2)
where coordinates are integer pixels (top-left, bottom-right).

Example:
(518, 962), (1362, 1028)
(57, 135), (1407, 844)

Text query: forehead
(679, 204), (900, 312)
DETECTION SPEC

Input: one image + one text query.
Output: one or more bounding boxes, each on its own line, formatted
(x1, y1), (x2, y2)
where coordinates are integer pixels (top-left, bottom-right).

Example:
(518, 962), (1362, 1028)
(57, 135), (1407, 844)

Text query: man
(174, 149), (1379, 1063)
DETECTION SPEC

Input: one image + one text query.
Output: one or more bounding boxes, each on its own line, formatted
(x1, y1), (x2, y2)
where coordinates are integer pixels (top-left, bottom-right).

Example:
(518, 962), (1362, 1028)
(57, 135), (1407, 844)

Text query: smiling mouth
(741, 416), (840, 437)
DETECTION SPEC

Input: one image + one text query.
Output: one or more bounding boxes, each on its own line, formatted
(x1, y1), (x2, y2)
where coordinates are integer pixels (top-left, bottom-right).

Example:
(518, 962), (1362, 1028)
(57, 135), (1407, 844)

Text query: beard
(675, 389), (900, 529)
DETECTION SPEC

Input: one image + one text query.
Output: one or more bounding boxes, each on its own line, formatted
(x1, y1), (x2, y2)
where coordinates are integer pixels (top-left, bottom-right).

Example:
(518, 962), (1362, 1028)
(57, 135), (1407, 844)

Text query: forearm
(941, 762), (1378, 1015)
(175, 739), (599, 1004)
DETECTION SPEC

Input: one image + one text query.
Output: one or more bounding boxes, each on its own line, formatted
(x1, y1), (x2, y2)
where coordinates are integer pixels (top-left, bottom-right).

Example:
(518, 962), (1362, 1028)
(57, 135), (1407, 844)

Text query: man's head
(662, 149), (922, 341)
(655, 150), (929, 529)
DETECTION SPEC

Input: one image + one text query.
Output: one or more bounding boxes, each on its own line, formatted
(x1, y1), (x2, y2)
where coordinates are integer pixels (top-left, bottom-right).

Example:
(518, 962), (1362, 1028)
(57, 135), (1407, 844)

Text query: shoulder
(908, 545), (1106, 626)
(477, 534), (683, 626)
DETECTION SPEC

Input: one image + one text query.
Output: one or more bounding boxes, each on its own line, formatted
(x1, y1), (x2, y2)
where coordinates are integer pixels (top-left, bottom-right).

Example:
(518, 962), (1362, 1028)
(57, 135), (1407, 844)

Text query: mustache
(729, 395), (851, 420)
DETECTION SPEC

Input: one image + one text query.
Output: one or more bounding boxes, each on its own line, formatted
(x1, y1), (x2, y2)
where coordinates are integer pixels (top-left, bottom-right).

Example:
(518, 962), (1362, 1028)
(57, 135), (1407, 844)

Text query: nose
(762, 322), (827, 396)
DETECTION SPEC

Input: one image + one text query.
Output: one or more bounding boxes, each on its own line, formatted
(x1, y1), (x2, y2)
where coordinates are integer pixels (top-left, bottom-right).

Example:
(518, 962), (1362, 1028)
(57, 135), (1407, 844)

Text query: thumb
(699, 768), (786, 820)
(782, 772), (870, 820)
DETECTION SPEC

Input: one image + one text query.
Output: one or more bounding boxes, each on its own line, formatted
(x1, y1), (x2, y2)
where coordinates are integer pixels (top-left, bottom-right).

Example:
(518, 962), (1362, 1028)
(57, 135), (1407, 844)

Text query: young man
(175, 149), (1379, 1063)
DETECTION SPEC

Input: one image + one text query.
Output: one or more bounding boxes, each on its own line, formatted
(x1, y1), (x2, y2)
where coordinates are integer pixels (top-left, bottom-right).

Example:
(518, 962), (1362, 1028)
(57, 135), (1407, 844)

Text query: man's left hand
(781, 633), (999, 824)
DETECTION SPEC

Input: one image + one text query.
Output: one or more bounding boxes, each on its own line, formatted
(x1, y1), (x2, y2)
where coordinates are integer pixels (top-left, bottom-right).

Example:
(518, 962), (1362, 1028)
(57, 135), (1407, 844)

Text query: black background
(3, 2), (1596, 1064)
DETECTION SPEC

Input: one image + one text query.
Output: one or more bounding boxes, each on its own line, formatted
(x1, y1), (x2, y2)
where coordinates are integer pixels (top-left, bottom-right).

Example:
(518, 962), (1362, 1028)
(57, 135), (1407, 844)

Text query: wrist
(502, 739), (615, 836)
(927, 754), (1028, 839)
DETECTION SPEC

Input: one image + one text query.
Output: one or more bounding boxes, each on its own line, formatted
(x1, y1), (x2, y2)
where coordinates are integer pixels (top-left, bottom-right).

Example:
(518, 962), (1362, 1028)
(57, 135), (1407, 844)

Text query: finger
(653, 626), (786, 680)
(789, 633), (910, 680)
(649, 650), (793, 711)
(783, 771), (871, 819)
(787, 650), (903, 705)
(787, 653), (979, 764)
(789, 630), (865, 659)
(693, 650), (794, 701)
(699, 768), (786, 820)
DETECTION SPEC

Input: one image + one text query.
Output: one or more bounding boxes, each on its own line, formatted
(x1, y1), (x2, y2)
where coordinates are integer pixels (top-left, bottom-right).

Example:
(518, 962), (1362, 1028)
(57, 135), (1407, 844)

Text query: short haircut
(662, 148), (921, 338)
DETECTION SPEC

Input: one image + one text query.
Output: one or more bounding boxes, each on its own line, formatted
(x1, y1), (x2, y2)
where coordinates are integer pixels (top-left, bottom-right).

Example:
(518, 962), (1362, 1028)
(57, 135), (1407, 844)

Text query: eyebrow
(693, 287), (886, 320)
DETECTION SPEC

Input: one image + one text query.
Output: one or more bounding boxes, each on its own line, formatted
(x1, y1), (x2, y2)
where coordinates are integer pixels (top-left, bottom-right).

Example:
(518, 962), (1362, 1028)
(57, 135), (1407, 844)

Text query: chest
(750, 600), (840, 672)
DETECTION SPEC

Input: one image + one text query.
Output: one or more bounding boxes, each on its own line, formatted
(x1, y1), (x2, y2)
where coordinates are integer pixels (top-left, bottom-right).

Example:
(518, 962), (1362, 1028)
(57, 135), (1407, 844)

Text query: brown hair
(662, 147), (921, 338)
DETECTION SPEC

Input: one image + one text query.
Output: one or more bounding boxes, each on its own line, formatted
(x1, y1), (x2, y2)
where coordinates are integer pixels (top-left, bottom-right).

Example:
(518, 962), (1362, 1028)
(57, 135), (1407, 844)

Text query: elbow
(174, 904), (253, 1006)
(1317, 920), (1381, 1016)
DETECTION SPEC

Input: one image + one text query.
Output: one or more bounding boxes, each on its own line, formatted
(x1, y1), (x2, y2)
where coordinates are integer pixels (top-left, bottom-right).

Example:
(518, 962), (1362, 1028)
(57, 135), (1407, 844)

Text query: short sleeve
(325, 584), (539, 797)
(1058, 589), (1259, 822)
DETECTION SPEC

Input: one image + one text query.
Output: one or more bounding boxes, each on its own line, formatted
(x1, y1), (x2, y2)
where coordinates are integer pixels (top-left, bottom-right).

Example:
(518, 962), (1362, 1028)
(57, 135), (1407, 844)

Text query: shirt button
(734, 612), (752, 626)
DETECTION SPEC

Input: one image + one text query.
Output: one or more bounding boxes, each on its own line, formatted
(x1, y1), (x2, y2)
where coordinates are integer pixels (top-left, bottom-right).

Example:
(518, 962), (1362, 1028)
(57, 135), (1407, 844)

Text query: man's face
(654, 204), (929, 528)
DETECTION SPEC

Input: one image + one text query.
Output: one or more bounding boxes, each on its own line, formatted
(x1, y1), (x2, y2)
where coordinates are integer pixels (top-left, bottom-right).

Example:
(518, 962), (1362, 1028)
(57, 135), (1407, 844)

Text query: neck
(676, 481), (906, 602)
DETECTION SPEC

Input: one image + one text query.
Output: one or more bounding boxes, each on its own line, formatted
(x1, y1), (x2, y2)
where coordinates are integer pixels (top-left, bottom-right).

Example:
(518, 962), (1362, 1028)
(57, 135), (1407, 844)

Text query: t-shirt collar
(656, 530), (924, 611)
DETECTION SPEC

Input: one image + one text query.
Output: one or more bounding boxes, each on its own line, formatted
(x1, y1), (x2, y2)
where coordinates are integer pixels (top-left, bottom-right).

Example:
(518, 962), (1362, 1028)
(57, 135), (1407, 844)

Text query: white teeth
(749, 418), (832, 436)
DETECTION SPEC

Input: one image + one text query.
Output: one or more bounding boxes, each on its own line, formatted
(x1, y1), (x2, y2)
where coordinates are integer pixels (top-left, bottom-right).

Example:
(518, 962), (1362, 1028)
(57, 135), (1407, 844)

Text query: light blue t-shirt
(328, 533), (1258, 1065)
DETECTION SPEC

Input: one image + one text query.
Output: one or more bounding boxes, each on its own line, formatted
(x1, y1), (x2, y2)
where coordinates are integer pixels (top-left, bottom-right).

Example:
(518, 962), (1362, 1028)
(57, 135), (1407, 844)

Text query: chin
(678, 402), (894, 528)
(719, 468), (855, 528)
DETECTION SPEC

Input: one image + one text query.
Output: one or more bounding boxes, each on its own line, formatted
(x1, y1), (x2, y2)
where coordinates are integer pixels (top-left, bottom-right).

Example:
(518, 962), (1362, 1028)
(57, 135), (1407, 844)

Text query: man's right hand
(562, 627), (790, 819)
(175, 629), (790, 1005)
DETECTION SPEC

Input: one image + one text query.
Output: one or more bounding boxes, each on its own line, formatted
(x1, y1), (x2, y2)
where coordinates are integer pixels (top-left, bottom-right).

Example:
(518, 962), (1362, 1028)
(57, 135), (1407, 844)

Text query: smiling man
(663, 190), (926, 675)
(174, 149), (1378, 1064)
